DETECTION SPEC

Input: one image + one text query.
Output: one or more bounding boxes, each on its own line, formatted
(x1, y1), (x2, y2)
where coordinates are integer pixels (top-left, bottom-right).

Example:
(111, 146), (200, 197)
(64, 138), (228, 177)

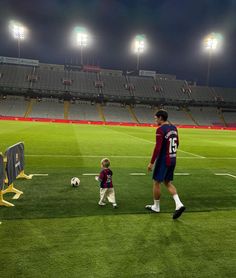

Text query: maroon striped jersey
(151, 124), (179, 166)
(99, 168), (113, 188)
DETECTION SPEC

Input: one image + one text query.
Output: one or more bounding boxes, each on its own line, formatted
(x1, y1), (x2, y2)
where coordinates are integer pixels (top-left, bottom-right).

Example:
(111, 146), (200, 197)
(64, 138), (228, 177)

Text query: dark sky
(0, 0), (236, 87)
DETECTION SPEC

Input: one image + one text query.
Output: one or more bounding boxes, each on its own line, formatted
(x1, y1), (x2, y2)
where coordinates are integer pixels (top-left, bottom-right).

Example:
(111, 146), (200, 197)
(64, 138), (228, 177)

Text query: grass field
(0, 120), (236, 278)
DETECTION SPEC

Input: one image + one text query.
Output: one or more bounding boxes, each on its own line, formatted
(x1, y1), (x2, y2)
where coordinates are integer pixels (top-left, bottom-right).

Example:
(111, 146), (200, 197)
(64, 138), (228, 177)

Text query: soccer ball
(71, 177), (80, 187)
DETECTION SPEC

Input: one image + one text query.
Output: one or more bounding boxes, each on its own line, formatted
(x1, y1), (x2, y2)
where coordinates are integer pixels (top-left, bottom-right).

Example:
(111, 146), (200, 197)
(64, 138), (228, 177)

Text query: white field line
(83, 172), (190, 176)
(177, 149), (205, 159)
(174, 173), (190, 176)
(214, 173), (236, 179)
(105, 127), (206, 158)
(29, 174), (49, 176)
(130, 173), (146, 176)
(25, 154), (236, 160)
(82, 173), (99, 176)
(204, 158), (236, 160)
(83, 172), (190, 177)
(26, 154), (150, 158)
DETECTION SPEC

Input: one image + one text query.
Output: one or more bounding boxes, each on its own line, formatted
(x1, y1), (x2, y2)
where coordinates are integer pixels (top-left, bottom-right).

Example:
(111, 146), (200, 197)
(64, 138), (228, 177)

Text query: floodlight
(132, 34), (146, 70)
(76, 33), (88, 47)
(9, 20), (27, 58)
(202, 32), (223, 86)
(203, 33), (223, 52)
(73, 26), (90, 65)
(74, 26), (88, 47)
(12, 25), (25, 40)
(133, 34), (145, 54)
(9, 21), (26, 40)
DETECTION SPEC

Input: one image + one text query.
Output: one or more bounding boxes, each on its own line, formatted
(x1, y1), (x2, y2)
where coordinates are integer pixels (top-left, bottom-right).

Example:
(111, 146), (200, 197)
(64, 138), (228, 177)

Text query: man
(146, 110), (185, 219)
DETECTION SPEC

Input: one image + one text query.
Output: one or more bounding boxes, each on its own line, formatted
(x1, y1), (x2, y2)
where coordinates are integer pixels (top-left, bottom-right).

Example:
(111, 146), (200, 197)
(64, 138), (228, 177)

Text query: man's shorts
(153, 161), (176, 182)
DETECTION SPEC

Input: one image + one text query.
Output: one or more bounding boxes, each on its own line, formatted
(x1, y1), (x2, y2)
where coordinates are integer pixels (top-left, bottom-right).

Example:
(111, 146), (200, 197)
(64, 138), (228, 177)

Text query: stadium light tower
(203, 32), (223, 86)
(9, 21), (26, 58)
(133, 34), (146, 70)
(73, 26), (88, 65)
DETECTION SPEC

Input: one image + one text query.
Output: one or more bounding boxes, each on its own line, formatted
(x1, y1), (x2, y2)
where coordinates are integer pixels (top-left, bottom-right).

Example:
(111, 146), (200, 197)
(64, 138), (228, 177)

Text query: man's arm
(147, 128), (164, 171)
(176, 127), (179, 148)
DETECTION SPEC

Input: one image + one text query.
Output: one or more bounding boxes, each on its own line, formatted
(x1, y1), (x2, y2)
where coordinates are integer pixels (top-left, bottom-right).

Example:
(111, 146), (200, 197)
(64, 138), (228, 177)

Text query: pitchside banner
(5, 142), (24, 186)
(0, 154), (4, 191)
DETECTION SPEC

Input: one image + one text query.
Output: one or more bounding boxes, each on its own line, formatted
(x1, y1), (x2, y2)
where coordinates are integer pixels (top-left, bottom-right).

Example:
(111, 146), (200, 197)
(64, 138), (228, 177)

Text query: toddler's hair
(101, 158), (110, 168)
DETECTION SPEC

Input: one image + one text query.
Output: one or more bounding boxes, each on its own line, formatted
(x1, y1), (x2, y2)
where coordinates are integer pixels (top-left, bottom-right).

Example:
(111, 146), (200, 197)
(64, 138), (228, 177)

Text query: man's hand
(147, 163), (154, 172)
(95, 176), (99, 181)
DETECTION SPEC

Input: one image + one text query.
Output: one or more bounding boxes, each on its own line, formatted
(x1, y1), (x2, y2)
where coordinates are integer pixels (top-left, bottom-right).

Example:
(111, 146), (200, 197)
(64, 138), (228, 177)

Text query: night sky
(0, 0), (236, 87)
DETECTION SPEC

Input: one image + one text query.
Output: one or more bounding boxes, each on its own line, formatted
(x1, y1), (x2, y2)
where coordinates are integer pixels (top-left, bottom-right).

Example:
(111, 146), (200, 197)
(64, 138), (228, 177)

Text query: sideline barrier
(0, 116), (236, 130)
(0, 153), (14, 207)
(0, 142), (31, 207)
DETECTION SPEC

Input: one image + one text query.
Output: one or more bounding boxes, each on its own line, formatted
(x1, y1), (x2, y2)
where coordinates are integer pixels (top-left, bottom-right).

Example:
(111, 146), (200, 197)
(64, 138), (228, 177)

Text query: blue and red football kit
(99, 168), (113, 188)
(151, 124), (179, 182)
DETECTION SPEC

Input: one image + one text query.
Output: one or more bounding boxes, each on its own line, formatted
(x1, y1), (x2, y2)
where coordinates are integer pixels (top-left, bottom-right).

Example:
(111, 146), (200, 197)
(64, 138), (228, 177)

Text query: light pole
(74, 27), (88, 65)
(10, 21), (26, 58)
(133, 35), (145, 70)
(203, 33), (223, 86)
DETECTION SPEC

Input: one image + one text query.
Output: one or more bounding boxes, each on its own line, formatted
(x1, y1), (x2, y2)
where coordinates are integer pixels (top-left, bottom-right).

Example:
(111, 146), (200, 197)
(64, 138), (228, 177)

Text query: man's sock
(154, 199), (160, 210)
(173, 194), (184, 210)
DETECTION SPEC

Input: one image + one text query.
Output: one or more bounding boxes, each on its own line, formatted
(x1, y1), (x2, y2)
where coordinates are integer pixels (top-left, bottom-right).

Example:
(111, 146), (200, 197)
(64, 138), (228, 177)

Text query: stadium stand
(31, 68), (65, 91)
(69, 71), (99, 96)
(100, 74), (130, 97)
(0, 95), (27, 117)
(68, 100), (101, 121)
(127, 105), (140, 123)
(30, 98), (64, 119)
(189, 85), (215, 102)
(1, 57), (236, 125)
(221, 109), (236, 127)
(102, 102), (134, 123)
(0, 64), (33, 89)
(164, 106), (196, 125)
(156, 78), (189, 100)
(212, 87), (236, 103)
(188, 106), (224, 126)
(128, 76), (157, 99)
(133, 104), (156, 123)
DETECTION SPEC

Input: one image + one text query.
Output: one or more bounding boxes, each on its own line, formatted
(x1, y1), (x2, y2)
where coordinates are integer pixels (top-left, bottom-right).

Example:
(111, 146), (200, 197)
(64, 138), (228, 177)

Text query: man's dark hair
(155, 110), (168, 121)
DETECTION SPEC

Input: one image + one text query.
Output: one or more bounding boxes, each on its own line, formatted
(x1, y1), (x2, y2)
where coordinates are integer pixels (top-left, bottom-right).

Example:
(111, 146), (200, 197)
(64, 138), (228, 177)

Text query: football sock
(173, 194), (183, 210)
(154, 199), (160, 210)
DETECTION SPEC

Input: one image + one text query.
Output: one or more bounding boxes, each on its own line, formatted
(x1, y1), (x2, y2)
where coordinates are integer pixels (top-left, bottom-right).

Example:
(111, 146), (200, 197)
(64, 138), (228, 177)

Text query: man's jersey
(99, 168), (113, 188)
(151, 124), (179, 166)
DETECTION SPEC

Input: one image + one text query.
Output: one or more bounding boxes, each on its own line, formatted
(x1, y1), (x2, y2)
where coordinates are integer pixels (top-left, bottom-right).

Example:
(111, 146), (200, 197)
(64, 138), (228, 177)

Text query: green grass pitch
(0, 120), (236, 278)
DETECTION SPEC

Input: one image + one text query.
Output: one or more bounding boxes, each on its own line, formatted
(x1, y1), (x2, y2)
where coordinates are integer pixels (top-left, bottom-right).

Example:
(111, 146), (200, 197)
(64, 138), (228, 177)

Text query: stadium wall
(0, 116), (236, 130)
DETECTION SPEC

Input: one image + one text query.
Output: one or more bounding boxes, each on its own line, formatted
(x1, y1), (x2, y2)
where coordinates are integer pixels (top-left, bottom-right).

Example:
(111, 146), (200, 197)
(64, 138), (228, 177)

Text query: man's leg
(153, 180), (161, 209)
(164, 181), (185, 219)
(146, 180), (161, 212)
